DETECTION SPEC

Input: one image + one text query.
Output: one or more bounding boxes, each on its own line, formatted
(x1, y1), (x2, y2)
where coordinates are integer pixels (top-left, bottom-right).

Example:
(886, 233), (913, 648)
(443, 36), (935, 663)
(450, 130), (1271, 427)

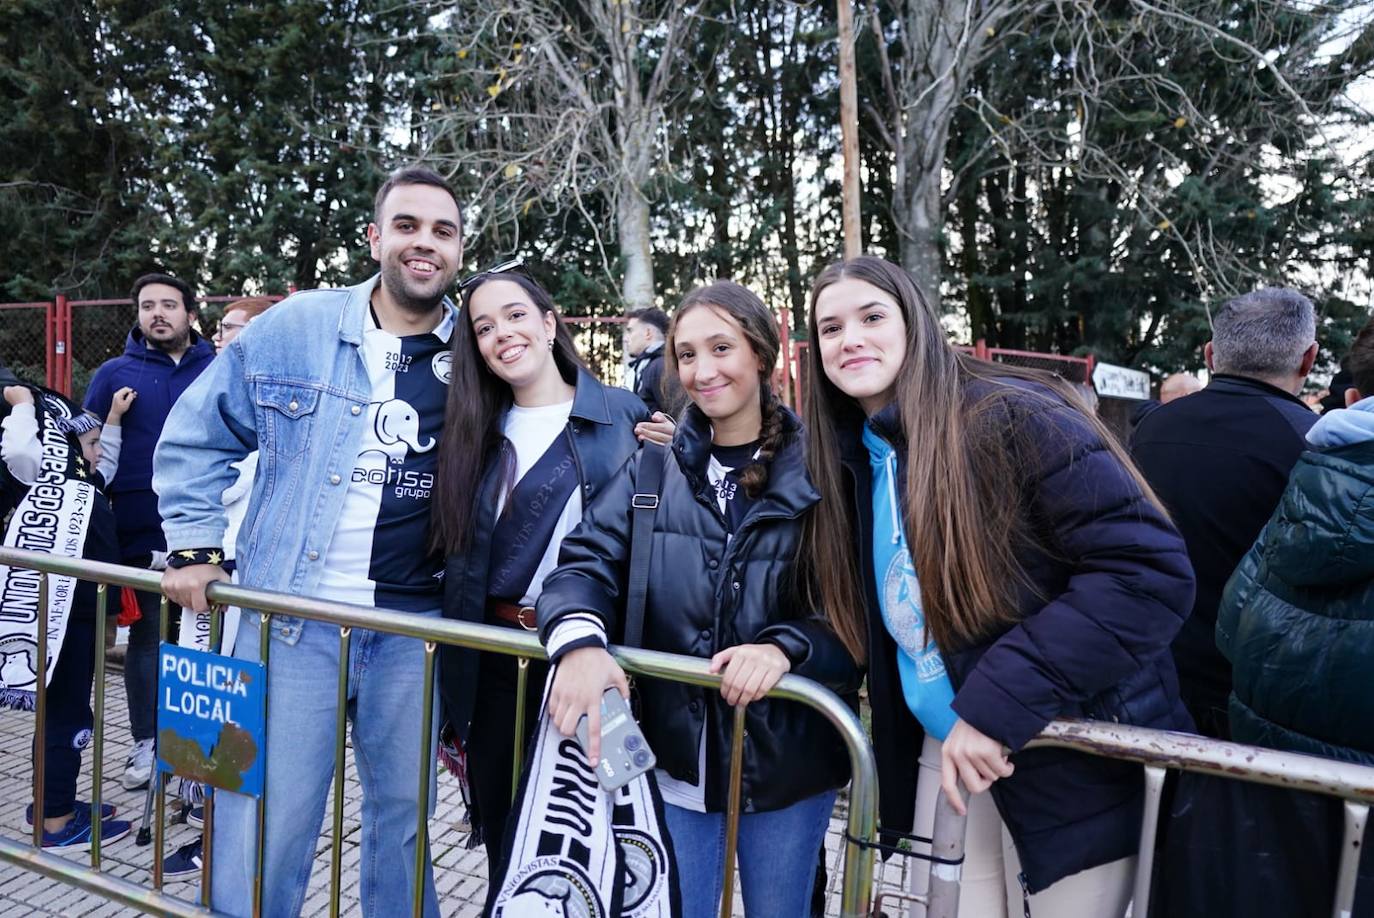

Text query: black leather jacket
(537, 404), (861, 813)
(438, 367), (648, 741)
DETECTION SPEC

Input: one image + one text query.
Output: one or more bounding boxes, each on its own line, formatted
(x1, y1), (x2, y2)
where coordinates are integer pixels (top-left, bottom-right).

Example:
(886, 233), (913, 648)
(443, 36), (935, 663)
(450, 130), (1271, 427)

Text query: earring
(547, 338), (554, 350)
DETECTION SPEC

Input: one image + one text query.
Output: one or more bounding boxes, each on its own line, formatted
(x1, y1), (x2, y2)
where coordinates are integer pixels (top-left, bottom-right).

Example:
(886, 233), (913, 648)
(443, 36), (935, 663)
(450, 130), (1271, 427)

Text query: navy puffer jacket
(848, 378), (1195, 893)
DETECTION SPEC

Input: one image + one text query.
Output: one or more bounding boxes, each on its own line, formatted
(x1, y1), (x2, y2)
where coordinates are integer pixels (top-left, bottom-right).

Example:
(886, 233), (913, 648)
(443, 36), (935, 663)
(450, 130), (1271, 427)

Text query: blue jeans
(663, 788), (836, 918)
(209, 612), (440, 917)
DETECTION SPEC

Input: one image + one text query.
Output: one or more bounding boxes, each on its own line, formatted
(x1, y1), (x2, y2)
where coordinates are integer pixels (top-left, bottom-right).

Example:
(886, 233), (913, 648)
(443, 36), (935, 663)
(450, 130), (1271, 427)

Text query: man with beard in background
(83, 272), (215, 790)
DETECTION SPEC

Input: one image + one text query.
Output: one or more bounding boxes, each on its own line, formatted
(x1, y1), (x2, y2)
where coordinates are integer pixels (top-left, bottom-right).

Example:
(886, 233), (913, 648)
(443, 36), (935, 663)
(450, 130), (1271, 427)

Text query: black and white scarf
(490, 674), (682, 918)
(0, 388), (98, 710)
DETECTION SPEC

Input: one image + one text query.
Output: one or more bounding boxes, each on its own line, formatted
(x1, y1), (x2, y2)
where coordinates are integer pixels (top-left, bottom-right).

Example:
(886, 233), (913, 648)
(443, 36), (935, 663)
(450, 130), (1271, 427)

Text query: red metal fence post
(55, 294), (72, 396)
(44, 301), (56, 390)
(778, 307), (793, 408)
(975, 338), (990, 361)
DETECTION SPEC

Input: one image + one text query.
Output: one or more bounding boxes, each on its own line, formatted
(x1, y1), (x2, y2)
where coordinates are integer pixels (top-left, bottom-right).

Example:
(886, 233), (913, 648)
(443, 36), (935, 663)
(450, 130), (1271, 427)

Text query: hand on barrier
(710, 643), (790, 706)
(547, 646), (630, 766)
(940, 718), (1014, 816)
(634, 412), (675, 446)
(162, 563), (230, 613)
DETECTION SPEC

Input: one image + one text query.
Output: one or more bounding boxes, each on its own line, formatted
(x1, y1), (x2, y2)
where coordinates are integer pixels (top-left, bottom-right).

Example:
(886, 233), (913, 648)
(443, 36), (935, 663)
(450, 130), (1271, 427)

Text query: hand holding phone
(575, 687), (656, 791)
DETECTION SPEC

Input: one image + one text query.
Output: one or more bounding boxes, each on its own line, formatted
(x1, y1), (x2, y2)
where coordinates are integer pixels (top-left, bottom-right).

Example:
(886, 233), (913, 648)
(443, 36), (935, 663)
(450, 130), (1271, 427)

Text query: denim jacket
(153, 275), (458, 644)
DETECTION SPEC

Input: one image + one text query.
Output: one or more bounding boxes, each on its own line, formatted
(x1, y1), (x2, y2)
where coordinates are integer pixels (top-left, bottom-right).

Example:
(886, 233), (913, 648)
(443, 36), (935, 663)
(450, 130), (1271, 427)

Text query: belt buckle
(517, 606), (538, 631)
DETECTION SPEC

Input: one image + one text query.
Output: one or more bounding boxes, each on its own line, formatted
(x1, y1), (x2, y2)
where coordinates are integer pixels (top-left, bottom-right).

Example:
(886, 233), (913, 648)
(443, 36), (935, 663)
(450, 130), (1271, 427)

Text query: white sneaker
(121, 739), (155, 790)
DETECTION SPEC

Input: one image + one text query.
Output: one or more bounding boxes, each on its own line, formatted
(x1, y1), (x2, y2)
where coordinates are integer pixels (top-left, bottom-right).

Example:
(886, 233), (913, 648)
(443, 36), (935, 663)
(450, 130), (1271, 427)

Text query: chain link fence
(0, 303), (52, 388)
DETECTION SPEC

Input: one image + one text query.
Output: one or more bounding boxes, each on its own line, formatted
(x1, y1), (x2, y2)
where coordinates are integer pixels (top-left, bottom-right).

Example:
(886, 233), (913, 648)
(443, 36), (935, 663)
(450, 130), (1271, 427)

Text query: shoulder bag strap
(624, 442), (665, 648)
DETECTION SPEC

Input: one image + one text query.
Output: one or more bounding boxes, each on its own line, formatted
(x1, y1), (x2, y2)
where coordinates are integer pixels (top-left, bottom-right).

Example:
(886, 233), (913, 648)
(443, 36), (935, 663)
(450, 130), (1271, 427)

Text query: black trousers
(33, 611), (96, 816)
(463, 636), (549, 878)
(125, 558), (180, 743)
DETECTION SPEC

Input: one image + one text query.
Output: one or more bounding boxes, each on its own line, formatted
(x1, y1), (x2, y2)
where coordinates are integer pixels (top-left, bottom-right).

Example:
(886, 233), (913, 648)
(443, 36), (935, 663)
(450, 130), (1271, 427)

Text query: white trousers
(905, 735), (1135, 918)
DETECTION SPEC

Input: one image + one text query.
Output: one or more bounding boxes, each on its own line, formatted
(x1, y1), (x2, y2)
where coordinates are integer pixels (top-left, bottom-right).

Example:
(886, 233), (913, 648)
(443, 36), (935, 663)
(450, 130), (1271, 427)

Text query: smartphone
(575, 687), (656, 791)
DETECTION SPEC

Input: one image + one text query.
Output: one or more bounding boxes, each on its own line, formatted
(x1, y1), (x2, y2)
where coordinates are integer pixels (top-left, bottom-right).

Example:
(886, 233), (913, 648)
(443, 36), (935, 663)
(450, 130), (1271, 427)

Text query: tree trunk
(617, 183), (654, 311)
(900, 177), (946, 314)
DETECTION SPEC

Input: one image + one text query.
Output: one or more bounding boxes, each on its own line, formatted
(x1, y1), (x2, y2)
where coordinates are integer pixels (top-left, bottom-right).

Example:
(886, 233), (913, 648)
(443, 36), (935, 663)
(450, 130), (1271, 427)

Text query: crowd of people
(0, 163), (1370, 918)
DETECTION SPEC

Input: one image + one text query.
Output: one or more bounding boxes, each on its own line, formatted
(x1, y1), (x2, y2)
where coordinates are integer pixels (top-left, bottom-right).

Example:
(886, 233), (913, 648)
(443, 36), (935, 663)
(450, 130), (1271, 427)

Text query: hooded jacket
(84, 326), (216, 556)
(1217, 397), (1374, 764)
(537, 404), (861, 814)
(843, 379), (1195, 893)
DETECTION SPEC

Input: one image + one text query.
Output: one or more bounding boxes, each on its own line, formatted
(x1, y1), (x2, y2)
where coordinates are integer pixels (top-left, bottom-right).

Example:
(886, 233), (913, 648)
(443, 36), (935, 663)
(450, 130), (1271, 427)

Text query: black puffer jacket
(537, 404), (861, 814)
(439, 367), (647, 742)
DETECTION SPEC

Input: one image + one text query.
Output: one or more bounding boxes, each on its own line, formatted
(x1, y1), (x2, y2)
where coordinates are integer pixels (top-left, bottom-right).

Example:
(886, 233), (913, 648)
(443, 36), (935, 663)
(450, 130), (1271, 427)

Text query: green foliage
(1, 0), (1370, 383)
(935, 0), (1374, 373)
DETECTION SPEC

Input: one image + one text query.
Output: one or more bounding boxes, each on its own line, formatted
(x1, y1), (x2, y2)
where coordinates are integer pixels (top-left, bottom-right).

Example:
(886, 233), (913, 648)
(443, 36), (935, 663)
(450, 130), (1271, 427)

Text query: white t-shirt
(499, 399), (582, 606)
(315, 307), (453, 611)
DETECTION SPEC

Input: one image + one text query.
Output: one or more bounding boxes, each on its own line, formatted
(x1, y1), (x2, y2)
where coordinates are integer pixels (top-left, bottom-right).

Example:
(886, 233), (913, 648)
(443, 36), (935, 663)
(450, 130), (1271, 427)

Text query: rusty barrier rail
(1024, 720), (1374, 918)
(0, 546), (920, 917)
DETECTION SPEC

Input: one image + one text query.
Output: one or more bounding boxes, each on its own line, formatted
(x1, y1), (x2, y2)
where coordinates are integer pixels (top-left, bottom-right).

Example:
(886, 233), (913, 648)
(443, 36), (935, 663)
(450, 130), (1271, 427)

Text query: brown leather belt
(487, 599), (538, 631)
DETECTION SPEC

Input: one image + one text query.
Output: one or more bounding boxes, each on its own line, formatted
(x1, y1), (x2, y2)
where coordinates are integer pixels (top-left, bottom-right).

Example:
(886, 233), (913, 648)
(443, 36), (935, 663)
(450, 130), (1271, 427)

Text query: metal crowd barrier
(1026, 720), (1374, 918)
(0, 547), (911, 917)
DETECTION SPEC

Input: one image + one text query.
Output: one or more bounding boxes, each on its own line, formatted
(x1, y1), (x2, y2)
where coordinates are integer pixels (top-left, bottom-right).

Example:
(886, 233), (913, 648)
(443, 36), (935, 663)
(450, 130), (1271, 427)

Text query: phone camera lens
(625, 735), (642, 751)
(633, 749), (651, 768)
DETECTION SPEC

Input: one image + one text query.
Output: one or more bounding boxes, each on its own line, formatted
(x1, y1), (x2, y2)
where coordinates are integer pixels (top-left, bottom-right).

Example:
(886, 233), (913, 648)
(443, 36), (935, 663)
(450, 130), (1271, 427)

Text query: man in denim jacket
(155, 166), (463, 917)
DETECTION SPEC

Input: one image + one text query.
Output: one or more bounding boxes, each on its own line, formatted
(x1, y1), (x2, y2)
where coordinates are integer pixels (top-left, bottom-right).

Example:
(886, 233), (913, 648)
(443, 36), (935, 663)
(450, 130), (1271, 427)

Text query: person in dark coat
(429, 271), (669, 874)
(538, 281), (860, 918)
(1131, 287), (1319, 738)
(802, 256), (1194, 916)
(1152, 316), (1374, 918)
(82, 272), (216, 789)
(625, 305), (689, 417)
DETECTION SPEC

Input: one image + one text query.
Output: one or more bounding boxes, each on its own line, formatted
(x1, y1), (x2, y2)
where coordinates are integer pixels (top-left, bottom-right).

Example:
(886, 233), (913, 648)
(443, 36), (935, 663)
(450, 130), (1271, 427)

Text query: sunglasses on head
(456, 259), (525, 294)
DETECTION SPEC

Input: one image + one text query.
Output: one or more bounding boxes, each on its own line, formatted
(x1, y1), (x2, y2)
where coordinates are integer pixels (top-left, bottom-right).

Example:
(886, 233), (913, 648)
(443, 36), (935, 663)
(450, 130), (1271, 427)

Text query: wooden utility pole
(836, 0), (863, 258)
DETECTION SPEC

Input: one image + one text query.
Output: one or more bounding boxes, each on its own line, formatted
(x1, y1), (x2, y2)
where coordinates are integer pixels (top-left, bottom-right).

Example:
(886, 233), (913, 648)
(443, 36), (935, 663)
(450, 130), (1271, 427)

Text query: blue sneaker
(186, 805), (204, 830)
(26, 801), (117, 826)
(40, 808), (131, 851)
(163, 839), (203, 882)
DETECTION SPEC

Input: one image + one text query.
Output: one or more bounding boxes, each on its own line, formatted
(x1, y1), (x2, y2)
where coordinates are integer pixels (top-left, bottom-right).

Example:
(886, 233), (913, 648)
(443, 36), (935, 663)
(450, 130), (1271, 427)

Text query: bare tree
(865, 0), (1043, 311)
(424, 1), (701, 311)
(865, 0), (1374, 313)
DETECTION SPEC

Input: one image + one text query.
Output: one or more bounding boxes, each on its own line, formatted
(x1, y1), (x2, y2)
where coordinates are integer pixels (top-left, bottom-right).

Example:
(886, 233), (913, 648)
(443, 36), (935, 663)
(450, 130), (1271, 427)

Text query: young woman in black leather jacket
(536, 281), (860, 918)
(429, 270), (671, 874)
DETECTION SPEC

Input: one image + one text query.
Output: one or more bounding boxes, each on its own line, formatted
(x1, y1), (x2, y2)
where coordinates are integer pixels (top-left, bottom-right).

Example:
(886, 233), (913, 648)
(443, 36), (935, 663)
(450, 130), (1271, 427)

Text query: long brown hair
(803, 256), (1164, 662)
(669, 281), (785, 497)
(429, 272), (586, 556)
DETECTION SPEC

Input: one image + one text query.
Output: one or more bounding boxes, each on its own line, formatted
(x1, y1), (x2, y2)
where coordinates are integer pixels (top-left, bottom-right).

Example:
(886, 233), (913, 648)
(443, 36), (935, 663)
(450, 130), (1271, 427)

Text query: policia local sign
(157, 643), (266, 797)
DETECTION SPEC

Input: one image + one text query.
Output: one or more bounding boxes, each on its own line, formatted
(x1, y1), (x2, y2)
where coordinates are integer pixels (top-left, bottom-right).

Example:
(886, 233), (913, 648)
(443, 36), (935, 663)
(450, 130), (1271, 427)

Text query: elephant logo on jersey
(373, 398), (435, 453)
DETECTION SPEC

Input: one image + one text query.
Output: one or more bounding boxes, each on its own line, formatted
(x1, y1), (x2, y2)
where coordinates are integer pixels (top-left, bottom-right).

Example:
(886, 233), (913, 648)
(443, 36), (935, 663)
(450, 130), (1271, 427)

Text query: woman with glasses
(431, 267), (671, 876)
(211, 296), (275, 353)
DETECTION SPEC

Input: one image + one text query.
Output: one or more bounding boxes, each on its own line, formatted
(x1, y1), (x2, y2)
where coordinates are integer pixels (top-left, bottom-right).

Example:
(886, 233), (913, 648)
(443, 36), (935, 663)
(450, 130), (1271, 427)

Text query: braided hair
(669, 280), (786, 497)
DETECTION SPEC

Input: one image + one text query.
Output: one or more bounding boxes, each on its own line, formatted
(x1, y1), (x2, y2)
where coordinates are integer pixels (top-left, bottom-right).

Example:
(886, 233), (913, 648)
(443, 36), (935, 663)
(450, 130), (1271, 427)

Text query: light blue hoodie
(862, 422), (958, 740)
(1306, 394), (1374, 449)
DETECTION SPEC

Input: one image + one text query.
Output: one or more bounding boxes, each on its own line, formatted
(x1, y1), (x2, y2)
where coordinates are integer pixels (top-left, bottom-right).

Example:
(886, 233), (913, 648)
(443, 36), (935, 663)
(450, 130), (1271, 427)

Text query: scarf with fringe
(0, 388), (97, 710)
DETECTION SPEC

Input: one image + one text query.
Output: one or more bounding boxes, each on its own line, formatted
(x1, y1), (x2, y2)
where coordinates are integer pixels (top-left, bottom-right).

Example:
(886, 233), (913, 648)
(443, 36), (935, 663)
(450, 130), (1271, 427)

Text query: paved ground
(1, 666), (914, 916)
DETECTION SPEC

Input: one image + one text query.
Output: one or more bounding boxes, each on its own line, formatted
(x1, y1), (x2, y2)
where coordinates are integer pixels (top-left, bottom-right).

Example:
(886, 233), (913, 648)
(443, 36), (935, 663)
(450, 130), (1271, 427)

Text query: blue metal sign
(156, 642), (266, 798)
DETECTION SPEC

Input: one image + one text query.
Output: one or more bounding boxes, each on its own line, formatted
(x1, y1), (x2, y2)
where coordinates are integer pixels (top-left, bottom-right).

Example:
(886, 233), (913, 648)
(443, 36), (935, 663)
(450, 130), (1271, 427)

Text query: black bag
(1150, 772), (1374, 918)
